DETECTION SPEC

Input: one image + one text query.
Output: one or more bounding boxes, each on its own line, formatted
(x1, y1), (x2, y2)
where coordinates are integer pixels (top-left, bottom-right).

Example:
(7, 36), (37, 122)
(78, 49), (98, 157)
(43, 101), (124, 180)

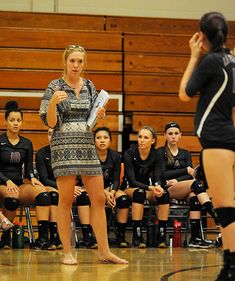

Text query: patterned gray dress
(40, 78), (102, 177)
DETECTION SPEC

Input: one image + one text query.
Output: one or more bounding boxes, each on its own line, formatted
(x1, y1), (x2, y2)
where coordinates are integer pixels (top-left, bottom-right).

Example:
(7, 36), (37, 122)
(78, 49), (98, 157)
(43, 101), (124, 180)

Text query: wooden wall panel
(0, 95), (120, 111)
(0, 70), (122, 92)
(106, 16), (235, 35)
(0, 27), (122, 51)
(1, 49), (122, 72)
(124, 74), (181, 93)
(0, 11), (105, 31)
(132, 113), (194, 133)
(125, 53), (188, 74)
(124, 33), (235, 54)
(125, 94), (197, 113)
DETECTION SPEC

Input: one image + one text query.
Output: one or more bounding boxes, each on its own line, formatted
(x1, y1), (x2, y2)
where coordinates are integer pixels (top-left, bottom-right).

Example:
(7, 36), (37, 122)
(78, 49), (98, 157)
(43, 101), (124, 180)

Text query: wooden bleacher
(0, 11), (235, 164)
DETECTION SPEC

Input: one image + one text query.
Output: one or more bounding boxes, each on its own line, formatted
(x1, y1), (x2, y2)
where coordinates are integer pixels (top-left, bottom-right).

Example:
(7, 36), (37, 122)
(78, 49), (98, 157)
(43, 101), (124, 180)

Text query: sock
(190, 219), (201, 240)
(223, 249), (230, 270)
(81, 224), (92, 241)
(202, 201), (218, 224)
(229, 251), (235, 271)
(116, 222), (126, 239)
(157, 220), (167, 242)
(132, 220), (142, 239)
(38, 220), (49, 240)
(49, 222), (58, 241)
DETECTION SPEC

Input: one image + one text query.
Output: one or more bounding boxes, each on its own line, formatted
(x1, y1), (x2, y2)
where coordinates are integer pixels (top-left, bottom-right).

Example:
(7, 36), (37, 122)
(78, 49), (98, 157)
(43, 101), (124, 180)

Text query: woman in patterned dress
(40, 45), (128, 265)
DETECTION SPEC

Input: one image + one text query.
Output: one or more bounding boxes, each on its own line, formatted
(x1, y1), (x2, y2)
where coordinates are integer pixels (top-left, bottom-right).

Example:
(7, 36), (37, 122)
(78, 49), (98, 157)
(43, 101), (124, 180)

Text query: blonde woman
(40, 45), (127, 265)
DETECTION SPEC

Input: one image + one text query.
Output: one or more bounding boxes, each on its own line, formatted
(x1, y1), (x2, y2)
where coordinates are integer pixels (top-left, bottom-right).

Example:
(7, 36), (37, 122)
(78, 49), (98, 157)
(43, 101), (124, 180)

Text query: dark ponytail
(5, 101), (23, 120)
(200, 12), (228, 52)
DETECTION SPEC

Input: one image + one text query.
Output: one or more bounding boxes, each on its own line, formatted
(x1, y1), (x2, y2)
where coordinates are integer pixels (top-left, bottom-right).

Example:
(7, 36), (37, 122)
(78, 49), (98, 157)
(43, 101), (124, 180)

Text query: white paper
(87, 89), (109, 129)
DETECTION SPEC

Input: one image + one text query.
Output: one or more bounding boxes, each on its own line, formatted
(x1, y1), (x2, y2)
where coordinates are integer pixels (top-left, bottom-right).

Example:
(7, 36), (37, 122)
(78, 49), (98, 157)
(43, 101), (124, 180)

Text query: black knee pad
(50, 191), (59, 206)
(116, 195), (131, 209)
(132, 189), (146, 204)
(4, 197), (19, 211)
(215, 207), (235, 228)
(76, 191), (91, 206)
(191, 180), (206, 195)
(189, 196), (201, 211)
(156, 190), (169, 205)
(35, 192), (51, 206)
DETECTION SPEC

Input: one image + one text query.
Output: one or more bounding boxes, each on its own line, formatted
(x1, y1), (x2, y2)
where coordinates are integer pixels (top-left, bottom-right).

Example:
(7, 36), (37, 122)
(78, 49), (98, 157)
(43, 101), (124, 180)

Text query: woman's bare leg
(56, 176), (77, 265)
(203, 149), (235, 251)
(82, 175), (128, 264)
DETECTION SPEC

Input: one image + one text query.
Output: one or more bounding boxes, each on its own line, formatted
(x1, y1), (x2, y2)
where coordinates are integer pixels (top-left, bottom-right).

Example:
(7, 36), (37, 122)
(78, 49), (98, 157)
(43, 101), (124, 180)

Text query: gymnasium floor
(0, 247), (222, 281)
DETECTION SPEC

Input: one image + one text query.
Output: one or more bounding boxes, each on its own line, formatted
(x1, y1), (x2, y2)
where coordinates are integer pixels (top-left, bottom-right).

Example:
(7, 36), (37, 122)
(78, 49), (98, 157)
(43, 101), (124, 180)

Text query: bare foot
(61, 253), (78, 265)
(98, 252), (128, 264)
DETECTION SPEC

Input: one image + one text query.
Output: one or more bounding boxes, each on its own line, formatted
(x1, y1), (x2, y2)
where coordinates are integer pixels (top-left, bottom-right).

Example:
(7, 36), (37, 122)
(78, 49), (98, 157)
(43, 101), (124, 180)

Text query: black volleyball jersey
(157, 146), (193, 183)
(35, 145), (56, 188)
(100, 148), (121, 191)
(123, 144), (162, 190)
(186, 49), (235, 148)
(0, 133), (34, 184)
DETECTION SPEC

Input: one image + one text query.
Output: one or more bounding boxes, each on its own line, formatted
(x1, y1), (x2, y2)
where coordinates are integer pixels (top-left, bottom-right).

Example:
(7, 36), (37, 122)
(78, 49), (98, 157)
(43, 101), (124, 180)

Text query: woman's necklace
(63, 77), (83, 97)
(7, 133), (20, 146)
(99, 151), (107, 162)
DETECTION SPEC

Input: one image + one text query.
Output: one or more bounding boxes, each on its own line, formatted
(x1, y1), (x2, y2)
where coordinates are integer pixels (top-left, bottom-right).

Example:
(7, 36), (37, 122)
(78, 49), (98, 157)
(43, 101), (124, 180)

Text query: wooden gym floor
(0, 247), (222, 281)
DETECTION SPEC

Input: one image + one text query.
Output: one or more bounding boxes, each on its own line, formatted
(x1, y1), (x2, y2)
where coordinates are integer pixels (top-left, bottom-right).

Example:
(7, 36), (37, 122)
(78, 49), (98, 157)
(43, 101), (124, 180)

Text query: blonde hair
(63, 45), (87, 76)
(139, 126), (157, 147)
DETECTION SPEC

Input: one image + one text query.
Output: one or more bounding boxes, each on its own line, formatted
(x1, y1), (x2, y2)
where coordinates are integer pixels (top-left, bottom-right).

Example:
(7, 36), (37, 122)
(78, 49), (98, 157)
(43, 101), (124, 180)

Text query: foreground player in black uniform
(0, 101), (52, 249)
(123, 126), (169, 248)
(179, 12), (235, 281)
(36, 128), (96, 249)
(158, 121), (216, 248)
(94, 127), (131, 248)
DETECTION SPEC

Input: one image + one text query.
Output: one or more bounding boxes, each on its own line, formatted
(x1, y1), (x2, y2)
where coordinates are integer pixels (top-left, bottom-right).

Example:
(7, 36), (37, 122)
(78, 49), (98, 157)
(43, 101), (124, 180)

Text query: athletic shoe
(47, 243), (57, 250)
(116, 237), (129, 248)
(156, 240), (168, 248)
(34, 237), (50, 250)
(49, 237), (63, 250)
(132, 237), (146, 248)
(55, 239), (63, 249)
(83, 237), (98, 249)
(188, 237), (214, 249)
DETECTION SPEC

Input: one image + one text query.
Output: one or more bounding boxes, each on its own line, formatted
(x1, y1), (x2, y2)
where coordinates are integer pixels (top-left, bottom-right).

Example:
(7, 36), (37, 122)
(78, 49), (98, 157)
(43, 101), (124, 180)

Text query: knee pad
(215, 207), (235, 228)
(156, 190), (169, 205)
(116, 195), (131, 209)
(4, 197), (19, 211)
(189, 196), (201, 211)
(191, 180), (206, 195)
(76, 191), (91, 206)
(132, 189), (146, 204)
(50, 191), (59, 206)
(35, 192), (51, 206)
